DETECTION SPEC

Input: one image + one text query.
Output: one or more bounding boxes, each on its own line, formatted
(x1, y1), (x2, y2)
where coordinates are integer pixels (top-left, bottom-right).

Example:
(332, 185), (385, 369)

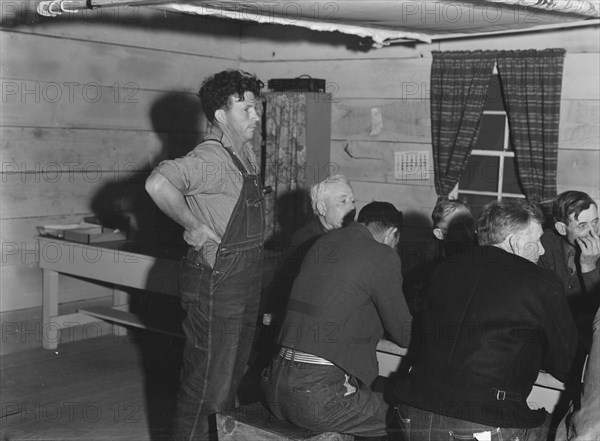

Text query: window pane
(459, 155), (499, 192)
(460, 194), (496, 220)
(502, 157), (523, 194)
(483, 74), (505, 111)
(474, 115), (505, 151)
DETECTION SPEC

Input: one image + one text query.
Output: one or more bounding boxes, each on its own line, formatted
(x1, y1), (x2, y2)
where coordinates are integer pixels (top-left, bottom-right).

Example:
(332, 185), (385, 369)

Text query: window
(454, 68), (525, 217)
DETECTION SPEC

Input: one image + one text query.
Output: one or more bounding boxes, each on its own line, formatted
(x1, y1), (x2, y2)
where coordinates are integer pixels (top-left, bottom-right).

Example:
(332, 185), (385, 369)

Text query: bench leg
(112, 287), (129, 337)
(42, 269), (59, 350)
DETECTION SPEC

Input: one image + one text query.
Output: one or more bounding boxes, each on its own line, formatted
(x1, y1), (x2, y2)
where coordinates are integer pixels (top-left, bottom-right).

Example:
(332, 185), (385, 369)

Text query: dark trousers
(394, 404), (551, 441)
(172, 253), (261, 441)
(261, 355), (389, 437)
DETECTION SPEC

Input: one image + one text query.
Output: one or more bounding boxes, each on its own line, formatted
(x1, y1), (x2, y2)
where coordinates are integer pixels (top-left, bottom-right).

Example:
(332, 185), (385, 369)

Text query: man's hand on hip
(184, 225), (221, 249)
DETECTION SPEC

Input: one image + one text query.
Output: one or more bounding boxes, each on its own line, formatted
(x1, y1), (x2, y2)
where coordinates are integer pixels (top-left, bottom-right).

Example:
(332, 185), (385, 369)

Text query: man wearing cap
(261, 201), (412, 438)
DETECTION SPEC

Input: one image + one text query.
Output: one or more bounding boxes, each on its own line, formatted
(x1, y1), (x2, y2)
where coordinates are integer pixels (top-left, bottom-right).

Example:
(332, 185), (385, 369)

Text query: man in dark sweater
(393, 199), (578, 441)
(261, 202), (412, 438)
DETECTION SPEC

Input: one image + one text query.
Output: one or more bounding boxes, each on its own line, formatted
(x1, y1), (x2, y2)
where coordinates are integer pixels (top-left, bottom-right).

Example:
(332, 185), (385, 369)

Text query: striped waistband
(278, 347), (334, 366)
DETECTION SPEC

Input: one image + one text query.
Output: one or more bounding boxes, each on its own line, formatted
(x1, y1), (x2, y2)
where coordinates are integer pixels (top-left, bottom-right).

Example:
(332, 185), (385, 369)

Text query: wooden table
(37, 236), (182, 350)
(375, 339), (566, 413)
(37, 236), (566, 412)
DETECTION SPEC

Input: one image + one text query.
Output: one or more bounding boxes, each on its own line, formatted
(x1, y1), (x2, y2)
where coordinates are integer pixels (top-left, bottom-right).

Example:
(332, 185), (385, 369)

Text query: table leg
(42, 269), (59, 350)
(112, 287), (129, 337)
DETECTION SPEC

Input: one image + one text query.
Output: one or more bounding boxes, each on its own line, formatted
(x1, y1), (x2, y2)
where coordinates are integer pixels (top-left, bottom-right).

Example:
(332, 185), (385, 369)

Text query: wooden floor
(1, 330), (184, 441)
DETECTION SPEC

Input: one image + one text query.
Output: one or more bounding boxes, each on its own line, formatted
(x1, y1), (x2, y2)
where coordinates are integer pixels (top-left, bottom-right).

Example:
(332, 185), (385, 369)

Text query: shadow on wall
(123, 92), (204, 441)
(402, 210), (432, 233)
(398, 209), (436, 275)
(265, 187), (313, 248)
(148, 91), (204, 245)
(150, 91), (204, 161)
(89, 91), (203, 244)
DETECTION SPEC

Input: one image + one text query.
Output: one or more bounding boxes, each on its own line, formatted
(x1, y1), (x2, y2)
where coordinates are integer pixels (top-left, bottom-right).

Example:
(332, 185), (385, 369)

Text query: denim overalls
(173, 141), (265, 441)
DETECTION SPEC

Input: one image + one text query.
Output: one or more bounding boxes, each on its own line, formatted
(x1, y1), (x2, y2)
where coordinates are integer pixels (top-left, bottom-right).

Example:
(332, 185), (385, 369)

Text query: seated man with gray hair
(294, 173), (357, 248)
(393, 199), (579, 441)
(264, 174), (356, 327)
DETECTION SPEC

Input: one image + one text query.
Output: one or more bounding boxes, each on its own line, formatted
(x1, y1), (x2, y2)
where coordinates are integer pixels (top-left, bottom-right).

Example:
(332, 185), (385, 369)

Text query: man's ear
(507, 234), (520, 254)
(385, 226), (396, 239)
(214, 109), (226, 125)
(555, 221), (567, 236)
(388, 227), (399, 244)
(433, 228), (445, 241)
(316, 200), (326, 216)
(379, 227), (397, 247)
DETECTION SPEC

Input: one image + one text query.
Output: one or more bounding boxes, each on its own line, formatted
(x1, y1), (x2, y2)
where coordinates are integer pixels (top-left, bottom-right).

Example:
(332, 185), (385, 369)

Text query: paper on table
(473, 431), (492, 441)
(37, 222), (102, 238)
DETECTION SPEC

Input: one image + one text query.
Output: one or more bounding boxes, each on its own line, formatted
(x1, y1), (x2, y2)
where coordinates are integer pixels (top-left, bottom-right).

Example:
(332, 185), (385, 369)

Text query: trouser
(172, 255), (261, 441)
(393, 403), (551, 441)
(261, 353), (390, 437)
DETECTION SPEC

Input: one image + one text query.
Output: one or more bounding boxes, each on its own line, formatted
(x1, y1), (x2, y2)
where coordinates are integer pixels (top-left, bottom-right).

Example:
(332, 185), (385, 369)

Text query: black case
(268, 77), (326, 92)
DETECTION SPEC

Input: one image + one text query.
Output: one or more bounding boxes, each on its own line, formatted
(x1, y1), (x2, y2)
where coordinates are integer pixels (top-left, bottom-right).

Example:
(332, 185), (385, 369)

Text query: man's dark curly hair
(198, 69), (264, 124)
(552, 191), (597, 225)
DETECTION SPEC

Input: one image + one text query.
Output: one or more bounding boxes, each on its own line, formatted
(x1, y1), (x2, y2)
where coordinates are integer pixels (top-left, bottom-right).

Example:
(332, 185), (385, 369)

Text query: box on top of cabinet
(63, 226), (127, 243)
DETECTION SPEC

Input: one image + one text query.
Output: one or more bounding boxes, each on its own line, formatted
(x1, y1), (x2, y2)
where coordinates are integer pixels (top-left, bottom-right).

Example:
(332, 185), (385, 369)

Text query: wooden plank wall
(241, 24), (600, 230)
(1, 5), (598, 312)
(1, 3), (242, 311)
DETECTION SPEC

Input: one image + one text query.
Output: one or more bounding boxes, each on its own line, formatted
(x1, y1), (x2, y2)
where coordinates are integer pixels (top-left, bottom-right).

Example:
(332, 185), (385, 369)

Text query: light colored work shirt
(151, 127), (258, 266)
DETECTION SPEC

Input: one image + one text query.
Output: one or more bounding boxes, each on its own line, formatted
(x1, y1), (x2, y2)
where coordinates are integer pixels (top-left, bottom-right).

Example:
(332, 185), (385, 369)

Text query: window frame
(452, 70), (525, 203)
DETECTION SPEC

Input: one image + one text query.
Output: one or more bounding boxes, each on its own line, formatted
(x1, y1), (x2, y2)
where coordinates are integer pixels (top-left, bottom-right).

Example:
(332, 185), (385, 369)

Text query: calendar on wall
(394, 151), (430, 181)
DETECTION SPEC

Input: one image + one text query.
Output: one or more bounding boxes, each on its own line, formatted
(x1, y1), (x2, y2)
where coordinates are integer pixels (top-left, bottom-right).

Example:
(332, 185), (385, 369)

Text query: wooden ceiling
(37, 0), (600, 47)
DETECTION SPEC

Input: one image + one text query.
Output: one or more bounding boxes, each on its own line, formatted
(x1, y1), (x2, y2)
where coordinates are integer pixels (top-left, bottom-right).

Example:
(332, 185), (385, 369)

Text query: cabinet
(261, 92), (332, 239)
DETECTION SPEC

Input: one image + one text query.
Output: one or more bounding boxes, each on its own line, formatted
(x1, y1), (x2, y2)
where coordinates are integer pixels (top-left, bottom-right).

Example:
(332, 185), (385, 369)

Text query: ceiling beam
(37, 0), (179, 16)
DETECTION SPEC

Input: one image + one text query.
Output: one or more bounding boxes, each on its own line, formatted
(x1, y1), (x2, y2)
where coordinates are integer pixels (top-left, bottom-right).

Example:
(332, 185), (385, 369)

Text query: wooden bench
(216, 402), (354, 441)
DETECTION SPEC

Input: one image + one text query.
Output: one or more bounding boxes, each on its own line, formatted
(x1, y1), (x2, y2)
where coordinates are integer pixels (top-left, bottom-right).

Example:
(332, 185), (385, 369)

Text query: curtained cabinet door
(261, 91), (332, 242)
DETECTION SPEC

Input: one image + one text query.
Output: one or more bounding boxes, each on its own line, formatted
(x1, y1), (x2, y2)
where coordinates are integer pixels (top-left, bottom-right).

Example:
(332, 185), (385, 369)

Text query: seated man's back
(398, 245), (576, 427)
(262, 202), (412, 438)
(393, 199), (579, 441)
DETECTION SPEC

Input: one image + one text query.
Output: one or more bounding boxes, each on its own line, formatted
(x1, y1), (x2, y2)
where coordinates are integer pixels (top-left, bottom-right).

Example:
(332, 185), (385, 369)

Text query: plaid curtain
(496, 49), (566, 205)
(431, 51), (496, 197)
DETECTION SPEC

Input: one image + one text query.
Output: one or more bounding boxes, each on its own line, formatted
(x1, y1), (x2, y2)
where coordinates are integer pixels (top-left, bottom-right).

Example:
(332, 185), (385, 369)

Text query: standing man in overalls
(145, 69), (266, 441)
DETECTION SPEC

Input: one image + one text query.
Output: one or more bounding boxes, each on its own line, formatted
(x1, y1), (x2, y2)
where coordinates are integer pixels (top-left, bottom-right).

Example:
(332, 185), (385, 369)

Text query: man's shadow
(397, 211), (438, 320)
(237, 188), (313, 405)
(260, 187), (313, 334)
(137, 92), (205, 441)
(89, 91), (203, 243)
(89, 91), (203, 440)
(265, 188), (313, 248)
(383, 211), (437, 401)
